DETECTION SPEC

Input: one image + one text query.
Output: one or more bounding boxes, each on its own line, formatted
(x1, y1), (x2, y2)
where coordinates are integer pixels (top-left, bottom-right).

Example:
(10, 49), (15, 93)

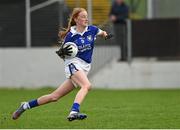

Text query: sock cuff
(71, 102), (80, 112)
(73, 103), (80, 106)
(28, 99), (39, 108)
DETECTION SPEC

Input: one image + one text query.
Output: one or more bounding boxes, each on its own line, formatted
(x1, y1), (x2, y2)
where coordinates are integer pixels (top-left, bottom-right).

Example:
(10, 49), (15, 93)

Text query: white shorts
(64, 57), (91, 79)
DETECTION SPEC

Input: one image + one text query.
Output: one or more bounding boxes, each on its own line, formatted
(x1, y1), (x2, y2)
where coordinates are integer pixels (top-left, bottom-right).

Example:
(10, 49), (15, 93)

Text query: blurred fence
(153, 0), (180, 18)
(0, 0), (25, 47)
(131, 18), (180, 60)
(1, 0), (180, 47)
(0, 0), (113, 47)
(0, 0), (180, 57)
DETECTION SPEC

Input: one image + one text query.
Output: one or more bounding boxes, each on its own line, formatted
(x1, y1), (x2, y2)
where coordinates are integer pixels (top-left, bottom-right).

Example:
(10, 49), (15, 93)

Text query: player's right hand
(56, 44), (72, 59)
(105, 33), (114, 40)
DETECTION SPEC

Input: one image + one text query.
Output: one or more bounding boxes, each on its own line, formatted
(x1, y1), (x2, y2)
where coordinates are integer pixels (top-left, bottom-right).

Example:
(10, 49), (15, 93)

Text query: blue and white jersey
(64, 25), (102, 64)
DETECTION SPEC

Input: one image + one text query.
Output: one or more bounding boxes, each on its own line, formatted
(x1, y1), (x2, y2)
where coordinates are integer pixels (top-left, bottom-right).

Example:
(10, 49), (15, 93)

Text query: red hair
(58, 8), (86, 40)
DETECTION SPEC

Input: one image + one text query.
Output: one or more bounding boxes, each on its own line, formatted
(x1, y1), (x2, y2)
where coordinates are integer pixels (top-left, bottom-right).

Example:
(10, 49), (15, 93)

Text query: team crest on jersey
(87, 35), (93, 42)
(80, 38), (85, 43)
(80, 39), (85, 43)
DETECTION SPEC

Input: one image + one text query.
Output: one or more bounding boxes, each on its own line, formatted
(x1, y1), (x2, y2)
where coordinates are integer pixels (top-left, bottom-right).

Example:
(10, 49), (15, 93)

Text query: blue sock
(71, 103), (80, 112)
(28, 99), (39, 108)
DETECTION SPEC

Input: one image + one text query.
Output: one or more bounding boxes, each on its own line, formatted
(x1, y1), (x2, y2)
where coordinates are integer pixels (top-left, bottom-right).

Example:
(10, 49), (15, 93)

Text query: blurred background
(0, 0), (180, 89)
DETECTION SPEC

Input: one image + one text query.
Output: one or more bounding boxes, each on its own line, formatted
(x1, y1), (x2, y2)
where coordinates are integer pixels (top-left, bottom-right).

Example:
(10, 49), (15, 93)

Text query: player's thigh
(51, 79), (75, 98)
(71, 70), (91, 89)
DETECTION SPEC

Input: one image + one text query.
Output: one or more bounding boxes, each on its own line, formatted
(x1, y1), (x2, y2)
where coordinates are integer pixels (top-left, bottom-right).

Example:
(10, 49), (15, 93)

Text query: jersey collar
(70, 26), (89, 36)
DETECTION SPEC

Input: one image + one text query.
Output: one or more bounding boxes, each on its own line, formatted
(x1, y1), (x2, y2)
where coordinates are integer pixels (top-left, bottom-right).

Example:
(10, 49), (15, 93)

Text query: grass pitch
(0, 88), (180, 129)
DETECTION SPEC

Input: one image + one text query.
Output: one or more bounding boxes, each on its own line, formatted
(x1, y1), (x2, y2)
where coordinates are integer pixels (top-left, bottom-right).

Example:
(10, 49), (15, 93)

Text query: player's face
(76, 11), (88, 27)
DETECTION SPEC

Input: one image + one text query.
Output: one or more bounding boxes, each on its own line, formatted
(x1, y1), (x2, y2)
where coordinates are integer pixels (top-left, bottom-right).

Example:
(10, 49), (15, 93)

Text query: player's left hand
(105, 33), (114, 40)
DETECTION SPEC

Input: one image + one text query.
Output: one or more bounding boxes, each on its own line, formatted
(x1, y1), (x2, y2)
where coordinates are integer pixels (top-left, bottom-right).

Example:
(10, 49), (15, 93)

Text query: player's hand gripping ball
(56, 42), (78, 59)
(63, 42), (78, 59)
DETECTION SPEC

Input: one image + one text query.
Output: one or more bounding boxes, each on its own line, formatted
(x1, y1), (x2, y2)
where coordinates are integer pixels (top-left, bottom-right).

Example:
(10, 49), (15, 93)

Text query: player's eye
(79, 15), (88, 19)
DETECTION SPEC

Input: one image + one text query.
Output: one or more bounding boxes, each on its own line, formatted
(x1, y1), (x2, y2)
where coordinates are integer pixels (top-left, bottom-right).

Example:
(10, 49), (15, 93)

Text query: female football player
(12, 7), (112, 121)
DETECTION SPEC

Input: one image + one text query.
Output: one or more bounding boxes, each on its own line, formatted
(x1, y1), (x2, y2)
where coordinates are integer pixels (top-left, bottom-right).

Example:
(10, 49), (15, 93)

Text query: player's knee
(83, 83), (91, 91)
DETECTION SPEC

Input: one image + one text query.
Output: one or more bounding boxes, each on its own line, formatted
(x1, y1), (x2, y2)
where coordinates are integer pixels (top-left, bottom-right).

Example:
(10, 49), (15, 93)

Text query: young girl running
(12, 7), (113, 121)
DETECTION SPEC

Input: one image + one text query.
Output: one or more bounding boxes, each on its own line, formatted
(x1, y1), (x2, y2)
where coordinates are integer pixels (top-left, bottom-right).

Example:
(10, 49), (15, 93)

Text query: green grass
(0, 88), (180, 129)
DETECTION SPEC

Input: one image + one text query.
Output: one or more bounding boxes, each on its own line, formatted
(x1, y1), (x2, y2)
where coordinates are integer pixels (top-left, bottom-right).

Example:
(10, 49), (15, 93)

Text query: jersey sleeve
(97, 28), (103, 35)
(89, 25), (102, 36)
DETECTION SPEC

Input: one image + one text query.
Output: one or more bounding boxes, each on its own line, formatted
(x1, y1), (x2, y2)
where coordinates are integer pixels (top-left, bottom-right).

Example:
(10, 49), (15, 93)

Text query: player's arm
(97, 29), (113, 40)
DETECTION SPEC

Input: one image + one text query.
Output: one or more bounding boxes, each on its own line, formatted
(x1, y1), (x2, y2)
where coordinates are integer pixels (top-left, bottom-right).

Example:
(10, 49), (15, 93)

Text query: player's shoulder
(65, 31), (73, 39)
(88, 25), (99, 31)
(88, 25), (100, 35)
(64, 31), (73, 42)
(66, 31), (73, 37)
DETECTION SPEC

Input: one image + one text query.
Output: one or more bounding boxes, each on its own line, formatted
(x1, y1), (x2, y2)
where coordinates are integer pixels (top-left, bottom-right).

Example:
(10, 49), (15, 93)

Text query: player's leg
(37, 79), (75, 105)
(67, 70), (91, 121)
(71, 70), (91, 105)
(12, 79), (74, 120)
